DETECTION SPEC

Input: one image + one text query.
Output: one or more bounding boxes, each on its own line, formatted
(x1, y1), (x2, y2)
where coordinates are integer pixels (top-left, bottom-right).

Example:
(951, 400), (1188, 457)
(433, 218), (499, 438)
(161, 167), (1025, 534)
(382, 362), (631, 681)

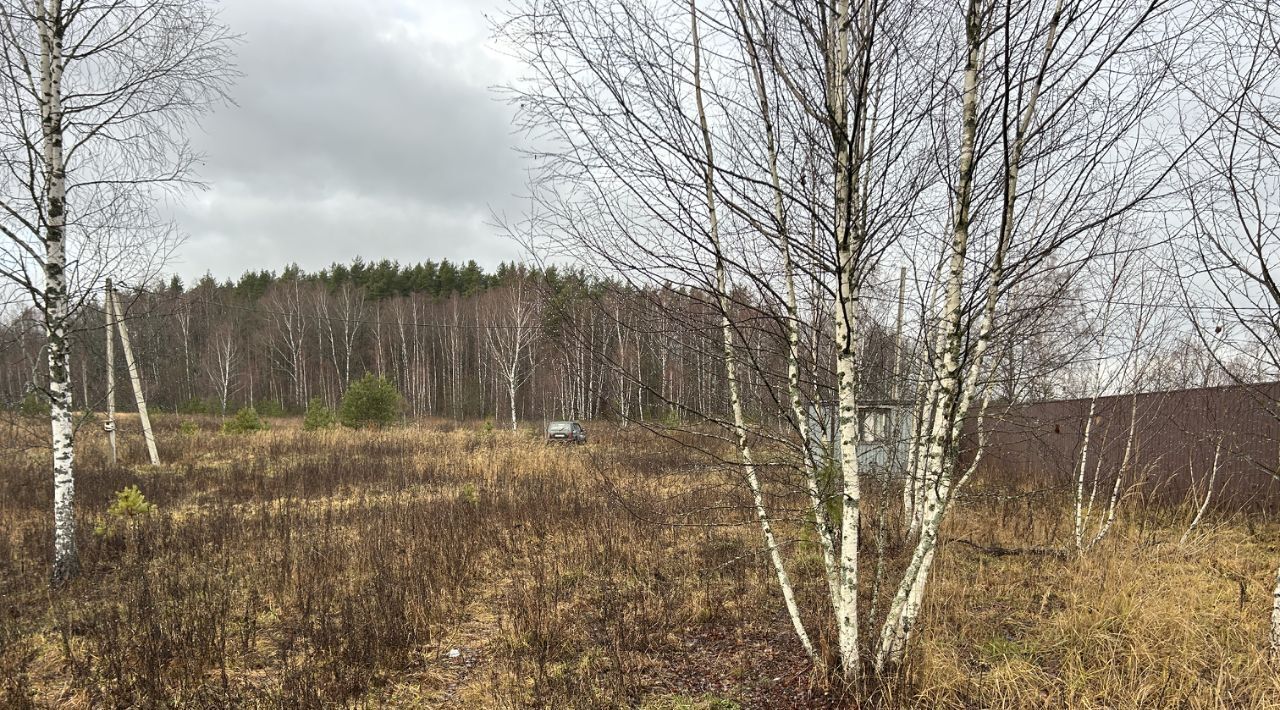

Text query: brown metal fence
(970, 382), (1280, 510)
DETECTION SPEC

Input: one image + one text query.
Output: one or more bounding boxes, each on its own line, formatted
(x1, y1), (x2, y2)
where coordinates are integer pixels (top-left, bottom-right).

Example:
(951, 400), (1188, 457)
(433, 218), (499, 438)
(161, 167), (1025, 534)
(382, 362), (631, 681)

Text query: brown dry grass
(0, 416), (1278, 708)
(914, 518), (1280, 708)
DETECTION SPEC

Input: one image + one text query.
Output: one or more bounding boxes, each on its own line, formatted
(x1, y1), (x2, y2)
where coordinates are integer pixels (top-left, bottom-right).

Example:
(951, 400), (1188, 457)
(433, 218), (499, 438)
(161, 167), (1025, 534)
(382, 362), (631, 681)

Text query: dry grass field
(2, 417), (1280, 708)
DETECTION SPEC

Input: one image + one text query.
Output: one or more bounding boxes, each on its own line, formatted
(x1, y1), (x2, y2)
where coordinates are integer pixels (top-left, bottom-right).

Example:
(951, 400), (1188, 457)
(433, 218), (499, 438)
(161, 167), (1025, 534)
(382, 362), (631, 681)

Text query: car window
(548, 421), (571, 432)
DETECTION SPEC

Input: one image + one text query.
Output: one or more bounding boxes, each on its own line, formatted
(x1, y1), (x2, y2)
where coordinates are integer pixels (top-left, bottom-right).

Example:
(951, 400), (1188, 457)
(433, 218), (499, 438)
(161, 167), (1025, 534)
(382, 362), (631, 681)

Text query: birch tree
(0, 0), (233, 584)
(264, 276), (309, 409)
(689, 0), (817, 658)
(501, 0), (1208, 684)
(1070, 251), (1168, 554)
(711, 0), (940, 677)
(1179, 437), (1224, 545)
(499, 0), (842, 668)
(874, 0), (1203, 669)
(482, 270), (542, 429)
(333, 282), (364, 390)
(1177, 0), (1280, 655)
(205, 321), (236, 415)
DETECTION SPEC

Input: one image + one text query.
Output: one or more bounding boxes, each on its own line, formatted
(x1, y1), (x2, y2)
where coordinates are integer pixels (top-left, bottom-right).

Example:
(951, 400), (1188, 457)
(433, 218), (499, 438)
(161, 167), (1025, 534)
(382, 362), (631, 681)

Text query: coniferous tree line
(0, 257), (916, 426)
(2, 254), (1255, 431)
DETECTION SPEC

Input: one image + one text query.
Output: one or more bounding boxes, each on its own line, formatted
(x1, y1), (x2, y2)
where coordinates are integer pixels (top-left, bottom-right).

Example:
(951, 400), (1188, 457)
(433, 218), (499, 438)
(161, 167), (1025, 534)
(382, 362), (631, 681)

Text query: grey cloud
(166, 0), (527, 281)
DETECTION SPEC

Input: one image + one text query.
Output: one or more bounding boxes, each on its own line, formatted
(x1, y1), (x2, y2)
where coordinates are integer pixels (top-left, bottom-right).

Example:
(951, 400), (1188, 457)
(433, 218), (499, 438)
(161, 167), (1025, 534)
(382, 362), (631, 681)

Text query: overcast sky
(163, 0), (527, 283)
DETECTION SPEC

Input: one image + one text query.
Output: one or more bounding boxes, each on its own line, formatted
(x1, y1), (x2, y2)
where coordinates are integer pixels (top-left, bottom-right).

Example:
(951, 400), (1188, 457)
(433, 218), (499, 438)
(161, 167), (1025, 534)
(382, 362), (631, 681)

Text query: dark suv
(546, 420), (587, 444)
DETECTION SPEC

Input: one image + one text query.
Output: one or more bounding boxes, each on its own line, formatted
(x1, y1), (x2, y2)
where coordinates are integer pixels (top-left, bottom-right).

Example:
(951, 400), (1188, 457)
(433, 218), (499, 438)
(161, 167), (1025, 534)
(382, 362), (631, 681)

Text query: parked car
(546, 420), (587, 444)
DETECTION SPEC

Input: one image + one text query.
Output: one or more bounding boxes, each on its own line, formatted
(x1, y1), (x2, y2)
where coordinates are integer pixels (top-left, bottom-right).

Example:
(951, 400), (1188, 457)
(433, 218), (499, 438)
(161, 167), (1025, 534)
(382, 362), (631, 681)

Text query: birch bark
(38, 0), (78, 585)
(876, 0), (1068, 669)
(1073, 398), (1099, 551)
(733, 0), (839, 604)
(830, 0), (867, 674)
(1180, 438), (1222, 545)
(875, 0), (985, 668)
(1083, 391), (1138, 551)
(690, 0), (816, 663)
(1271, 566), (1280, 659)
(218, 338), (233, 414)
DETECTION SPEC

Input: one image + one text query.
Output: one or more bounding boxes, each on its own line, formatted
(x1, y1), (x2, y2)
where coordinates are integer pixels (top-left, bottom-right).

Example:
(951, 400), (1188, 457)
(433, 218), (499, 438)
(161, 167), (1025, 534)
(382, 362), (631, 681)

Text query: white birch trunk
(1084, 392), (1138, 551)
(1271, 564), (1280, 659)
(734, 0), (840, 602)
(174, 299), (192, 401)
(341, 286), (361, 389)
(614, 304), (630, 422)
(508, 367), (518, 431)
(690, 0), (816, 663)
(905, 285), (944, 537)
(1065, 344), (1137, 552)
(39, 0), (77, 586)
(875, 1), (984, 668)
(39, 0), (73, 573)
(633, 330), (644, 421)
(876, 0), (1065, 670)
(215, 332), (234, 415)
(830, 0), (866, 675)
(1073, 398), (1099, 552)
(1180, 438), (1222, 545)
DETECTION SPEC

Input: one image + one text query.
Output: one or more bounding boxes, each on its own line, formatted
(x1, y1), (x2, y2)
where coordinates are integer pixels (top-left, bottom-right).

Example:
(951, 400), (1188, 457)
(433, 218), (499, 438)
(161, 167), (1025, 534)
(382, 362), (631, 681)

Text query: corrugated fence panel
(970, 382), (1280, 510)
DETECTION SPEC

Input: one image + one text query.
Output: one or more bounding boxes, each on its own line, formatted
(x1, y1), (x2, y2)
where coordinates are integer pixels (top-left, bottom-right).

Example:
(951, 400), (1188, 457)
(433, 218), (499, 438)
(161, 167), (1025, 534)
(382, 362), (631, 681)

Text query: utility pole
(79, 356), (88, 412)
(891, 266), (906, 401)
(104, 280), (117, 466)
(108, 282), (160, 465)
(891, 266), (911, 527)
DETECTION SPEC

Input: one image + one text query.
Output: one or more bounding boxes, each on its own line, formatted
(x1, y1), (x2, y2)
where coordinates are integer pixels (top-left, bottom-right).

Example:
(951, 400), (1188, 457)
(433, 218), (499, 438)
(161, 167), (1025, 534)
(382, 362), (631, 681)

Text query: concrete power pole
(108, 282), (160, 465)
(891, 266), (906, 402)
(103, 281), (118, 465)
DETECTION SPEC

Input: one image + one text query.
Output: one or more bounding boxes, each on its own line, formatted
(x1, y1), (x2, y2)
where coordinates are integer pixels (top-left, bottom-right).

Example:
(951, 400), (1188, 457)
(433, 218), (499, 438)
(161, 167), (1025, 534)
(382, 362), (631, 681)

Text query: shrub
(94, 485), (156, 536)
(176, 397), (213, 415)
(459, 483), (479, 505)
(108, 485), (156, 519)
(178, 420), (199, 436)
(339, 374), (402, 429)
(222, 407), (266, 434)
(303, 398), (337, 431)
(17, 391), (48, 418)
(253, 399), (287, 418)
